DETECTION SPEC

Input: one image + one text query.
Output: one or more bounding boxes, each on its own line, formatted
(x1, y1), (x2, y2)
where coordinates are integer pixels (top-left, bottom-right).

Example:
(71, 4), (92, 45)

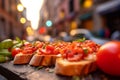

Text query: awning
(95, 0), (120, 15)
(79, 12), (92, 20)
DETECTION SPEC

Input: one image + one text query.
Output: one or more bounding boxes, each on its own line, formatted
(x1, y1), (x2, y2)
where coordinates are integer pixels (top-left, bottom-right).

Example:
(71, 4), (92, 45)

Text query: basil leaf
(12, 42), (23, 48)
(16, 37), (21, 43)
(12, 37), (24, 48)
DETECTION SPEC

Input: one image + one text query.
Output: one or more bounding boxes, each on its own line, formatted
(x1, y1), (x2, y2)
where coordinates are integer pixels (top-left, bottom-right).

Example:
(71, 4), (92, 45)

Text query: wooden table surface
(0, 61), (120, 80)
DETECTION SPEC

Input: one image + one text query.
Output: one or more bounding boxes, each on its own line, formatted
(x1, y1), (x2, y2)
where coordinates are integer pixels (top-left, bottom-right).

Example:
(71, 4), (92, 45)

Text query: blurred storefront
(0, 0), (28, 41)
(38, 0), (80, 37)
(38, 0), (120, 39)
(94, 0), (120, 38)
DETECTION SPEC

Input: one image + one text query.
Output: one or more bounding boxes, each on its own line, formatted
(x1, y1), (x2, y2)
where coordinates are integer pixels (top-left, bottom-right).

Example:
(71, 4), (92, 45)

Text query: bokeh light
(46, 20), (52, 27)
(20, 0), (44, 30)
(20, 17), (26, 24)
(17, 4), (24, 12)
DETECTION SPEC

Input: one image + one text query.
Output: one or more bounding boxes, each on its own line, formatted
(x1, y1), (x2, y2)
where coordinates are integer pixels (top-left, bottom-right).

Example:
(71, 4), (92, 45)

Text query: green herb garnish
(12, 37), (24, 48)
(75, 38), (86, 42)
(16, 37), (21, 43)
(72, 76), (80, 80)
(36, 66), (43, 70)
(83, 48), (88, 54)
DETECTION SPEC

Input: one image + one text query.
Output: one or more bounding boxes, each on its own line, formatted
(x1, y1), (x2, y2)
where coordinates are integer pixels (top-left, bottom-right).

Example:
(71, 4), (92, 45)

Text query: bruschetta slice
(13, 52), (33, 64)
(55, 40), (100, 76)
(55, 55), (97, 76)
(29, 43), (62, 66)
(13, 41), (38, 64)
(29, 53), (61, 66)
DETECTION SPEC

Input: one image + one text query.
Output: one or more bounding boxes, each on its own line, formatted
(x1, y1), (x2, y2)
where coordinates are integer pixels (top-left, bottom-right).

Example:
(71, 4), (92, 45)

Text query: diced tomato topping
(12, 48), (22, 57)
(46, 45), (54, 52)
(67, 53), (83, 62)
(11, 40), (100, 62)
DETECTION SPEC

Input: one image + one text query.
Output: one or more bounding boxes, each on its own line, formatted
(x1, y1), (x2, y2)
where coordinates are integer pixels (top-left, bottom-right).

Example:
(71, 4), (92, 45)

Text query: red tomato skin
(96, 41), (120, 76)
(12, 48), (22, 57)
(46, 45), (55, 54)
(46, 45), (54, 51)
(53, 48), (60, 55)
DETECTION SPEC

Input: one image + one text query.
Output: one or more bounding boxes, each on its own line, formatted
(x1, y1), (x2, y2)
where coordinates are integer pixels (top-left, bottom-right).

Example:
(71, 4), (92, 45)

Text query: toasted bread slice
(29, 53), (44, 66)
(29, 54), (61, 66)
(13, 53), (33, 64)
(84, 54), (97, 73)
(55, 56), (97, 76)
(40, 55), (52, 66)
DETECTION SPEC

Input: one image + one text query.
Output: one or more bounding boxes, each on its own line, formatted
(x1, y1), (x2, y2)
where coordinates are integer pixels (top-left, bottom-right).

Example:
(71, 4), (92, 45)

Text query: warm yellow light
(20, 0), (44, 30)
(26, 26), (34, 35)
(17, 4), (24, 12)
(83, 0), (93, 8)
(71, 21), (77, 29)
(60, 12), (65, 19)
(44, 35), (51, 42)
(20, 17), (26, 24)
(70, 30), (77, 36)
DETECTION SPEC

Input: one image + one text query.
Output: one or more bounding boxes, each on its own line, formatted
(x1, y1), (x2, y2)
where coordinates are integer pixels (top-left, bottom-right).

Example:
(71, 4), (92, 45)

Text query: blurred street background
(0, 0), (120, 43)
(0, 1), (120, 79)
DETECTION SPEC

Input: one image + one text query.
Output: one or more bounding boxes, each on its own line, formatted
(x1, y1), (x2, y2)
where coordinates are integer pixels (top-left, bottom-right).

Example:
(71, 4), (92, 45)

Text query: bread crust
(29, 54), (44, 66)
(13, 53), (33, 64)
(29, 54), (61, 66)
(55, 56), (97, 76)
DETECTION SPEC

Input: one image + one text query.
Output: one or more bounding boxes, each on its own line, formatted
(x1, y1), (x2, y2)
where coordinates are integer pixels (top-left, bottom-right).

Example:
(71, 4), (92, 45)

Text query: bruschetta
(55, 40), (100, 76)
(29, 53), (61, 66)
(55, 54), (97, 76)
(13, 41), (41, 64)
(13, 52), (33, 64)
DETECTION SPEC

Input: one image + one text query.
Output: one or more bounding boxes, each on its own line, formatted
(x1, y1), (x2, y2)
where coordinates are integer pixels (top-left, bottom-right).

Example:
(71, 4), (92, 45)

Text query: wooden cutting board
(0, 61), (120, 80)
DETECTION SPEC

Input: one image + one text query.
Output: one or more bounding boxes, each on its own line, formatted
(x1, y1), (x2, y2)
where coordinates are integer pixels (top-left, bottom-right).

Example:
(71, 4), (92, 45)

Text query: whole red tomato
(96, 41), (120, 76)
(11, 48), (22, 57)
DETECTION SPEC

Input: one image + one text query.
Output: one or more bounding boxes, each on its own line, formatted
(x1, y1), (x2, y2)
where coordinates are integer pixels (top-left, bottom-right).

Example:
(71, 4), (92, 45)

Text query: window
(8, 0), (12, 14)
(1, 0), (5, 9)
(69, 0), (74, 12)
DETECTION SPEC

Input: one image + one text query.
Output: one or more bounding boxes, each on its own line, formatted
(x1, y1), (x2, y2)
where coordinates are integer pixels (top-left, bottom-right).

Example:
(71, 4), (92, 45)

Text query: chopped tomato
(35, 41), (43, 49)
(67, 51), (74, 58)
(53, 47), (60, 55)
(46, 45), (54, 51)
(46, 45), (55, 54)
(22, 49), (33, 54)
(24, 42), (32, 47)
(67, 53), (83, 62)
(61, 40), (100, 61)
(11, 48), (22, 57)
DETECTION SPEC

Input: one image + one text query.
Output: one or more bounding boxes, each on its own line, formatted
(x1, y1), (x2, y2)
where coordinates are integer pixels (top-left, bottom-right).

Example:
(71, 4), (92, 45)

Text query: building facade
(39, 0), (120, 38)
(0, 0), (27, 41)
(38, 0), (80, 36)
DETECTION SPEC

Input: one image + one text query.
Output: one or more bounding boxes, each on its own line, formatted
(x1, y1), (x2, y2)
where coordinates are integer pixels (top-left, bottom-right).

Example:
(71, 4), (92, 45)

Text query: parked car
(111, 30), (120, 41)
(70, 29), (110, 45)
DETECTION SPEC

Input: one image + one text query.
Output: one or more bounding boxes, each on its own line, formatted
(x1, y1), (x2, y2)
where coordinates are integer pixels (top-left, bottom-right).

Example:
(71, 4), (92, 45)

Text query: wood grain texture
(0, 61), (120, 80)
